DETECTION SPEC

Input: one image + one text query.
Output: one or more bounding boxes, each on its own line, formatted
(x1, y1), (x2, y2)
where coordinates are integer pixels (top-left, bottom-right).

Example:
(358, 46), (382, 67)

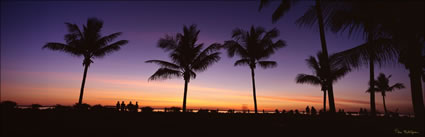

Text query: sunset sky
(1, 1), (417, 113)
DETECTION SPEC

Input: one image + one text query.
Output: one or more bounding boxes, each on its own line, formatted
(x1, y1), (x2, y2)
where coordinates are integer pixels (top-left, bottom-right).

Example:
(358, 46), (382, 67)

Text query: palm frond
(97, 32), (122, 47)
(145, 60), (181, 70)
(231, 28), (246, 40)
(366, 87), (379, 93)
(158, 35), (178, 51)
(258, 61), (277, 69)
(191, 43), (222, 70)
(330, 66), (351, 83)
(295, 6), (317, 29)
(234, 59), (251, 67)
(258, 0), (270, 11)
(272, 0), (294, 23)
(148, 68), (182, 81)
(333, 38), (397, 69)
(224, 40), (248, 58)
(43, 42), (83, 56)
(187, 69), (197, 80)
(262, 28), (279, 41)
(263, 40), (287, 58)
(389, 83), (405, 91)
(64, 23), (83, 43)
(86, 17), (103, 35)
(191, 52), (221, 72)
(295, 74), (321, 85)
(251, 26), (265, 37)
(305, 55), (320, 73)
(93, 40), (128, 58)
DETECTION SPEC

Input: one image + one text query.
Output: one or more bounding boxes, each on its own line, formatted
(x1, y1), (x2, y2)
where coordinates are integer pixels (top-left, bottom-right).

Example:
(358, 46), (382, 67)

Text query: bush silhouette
(91, 104), (105, 111)
(73, 103), (91, 111)
(168, 107), (181, 113)
(1, 101), (17, 111)
(141, 107), (154, 113)
(54, 104), (72, 111)
(31, 104), (42, 110)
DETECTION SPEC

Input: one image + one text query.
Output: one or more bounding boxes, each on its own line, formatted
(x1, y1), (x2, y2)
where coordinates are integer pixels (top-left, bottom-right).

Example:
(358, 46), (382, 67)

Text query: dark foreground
(2, 110), (424, 137)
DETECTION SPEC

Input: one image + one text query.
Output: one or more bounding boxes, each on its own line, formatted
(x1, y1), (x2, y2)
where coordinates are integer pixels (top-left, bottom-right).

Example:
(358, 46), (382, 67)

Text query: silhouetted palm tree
(320, 4), (397, 115)
(368, 73), (404, 115)
(43, 18), (128, 104)
(259, 0), (338, 113)
(318, 1), (423, 118)
(146, 24), (221, 112)
(296, 52), (350, 112)
(318, 1), (398, 116)
(389, 2), (425, 119)
(223, 26), (286, 114)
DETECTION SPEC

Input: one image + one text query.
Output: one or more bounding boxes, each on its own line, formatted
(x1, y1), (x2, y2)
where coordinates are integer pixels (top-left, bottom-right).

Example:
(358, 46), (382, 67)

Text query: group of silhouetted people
(116, 101), (139, 112)
(359, 108), (369, 116)
(305, 106), (317, 115)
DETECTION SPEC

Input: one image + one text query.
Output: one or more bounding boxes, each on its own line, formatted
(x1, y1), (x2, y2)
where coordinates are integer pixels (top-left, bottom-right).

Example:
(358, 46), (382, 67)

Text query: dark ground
(2, 110), (424, 137)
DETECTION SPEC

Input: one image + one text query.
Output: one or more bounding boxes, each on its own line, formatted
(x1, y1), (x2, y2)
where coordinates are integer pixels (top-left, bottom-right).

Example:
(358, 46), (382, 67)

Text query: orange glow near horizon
(2, 69), (409, 113)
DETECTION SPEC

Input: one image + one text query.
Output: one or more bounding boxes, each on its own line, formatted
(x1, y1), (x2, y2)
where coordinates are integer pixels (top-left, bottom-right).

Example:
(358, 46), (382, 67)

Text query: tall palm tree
(223, 26), (286, 114)
(369, 73), (405, 115)
(296, 52), (350, 112)
(317, 1), (397, 116)
(146, 24), (221, 112)
(43, 18), (128, 105)
(388, 1), (425, 119)
(319, 1), (423, 118)
(259, 0), (337, 112)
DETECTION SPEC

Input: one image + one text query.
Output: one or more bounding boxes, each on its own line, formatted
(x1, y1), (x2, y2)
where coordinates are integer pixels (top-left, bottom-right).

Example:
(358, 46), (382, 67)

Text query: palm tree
(319, 1), (423, 118)
(146, 24), (221, 112)
(296, 52), (350, 112)
(327, 1), (402, 116)
(259, 0), (337, 113)
(389, 1), (425, 119)
(223, 26), (286, 114)
(43, 18), (128, 105)
(369, 73), (405, 115)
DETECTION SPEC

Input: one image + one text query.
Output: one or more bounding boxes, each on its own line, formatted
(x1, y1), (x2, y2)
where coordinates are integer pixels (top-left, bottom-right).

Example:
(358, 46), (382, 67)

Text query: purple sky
(0, 1), (416, 113)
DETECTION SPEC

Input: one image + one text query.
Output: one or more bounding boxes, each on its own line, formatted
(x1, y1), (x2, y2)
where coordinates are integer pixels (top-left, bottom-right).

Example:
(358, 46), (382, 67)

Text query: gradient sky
(1, 1), (418, 113)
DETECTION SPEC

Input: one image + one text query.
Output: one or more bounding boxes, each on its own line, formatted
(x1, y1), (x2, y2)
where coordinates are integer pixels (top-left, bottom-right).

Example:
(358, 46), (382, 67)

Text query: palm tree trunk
(327, 83), (336, 113)
(315, 0), (335, 113)
(409, 67), (424, 120)
(382, 94), (387, 115)
(78, 64), (89, 104)
(323, 90), (327, 112)
(369, 57), (376, 116)
(315, 0), (329, 57)
(251, 67), (258, 114)
(182, 79), (189, 112)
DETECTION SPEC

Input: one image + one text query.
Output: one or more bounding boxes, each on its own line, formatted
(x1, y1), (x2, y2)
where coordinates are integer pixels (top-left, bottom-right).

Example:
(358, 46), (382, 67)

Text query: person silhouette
(311, 106), (317, 115)
(135, 102), (139, 112)
(128, 101), (134, 112)
(121, 101), (126, 112)
(116, 101), (120, 111)
(305, 106), (310, 115)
